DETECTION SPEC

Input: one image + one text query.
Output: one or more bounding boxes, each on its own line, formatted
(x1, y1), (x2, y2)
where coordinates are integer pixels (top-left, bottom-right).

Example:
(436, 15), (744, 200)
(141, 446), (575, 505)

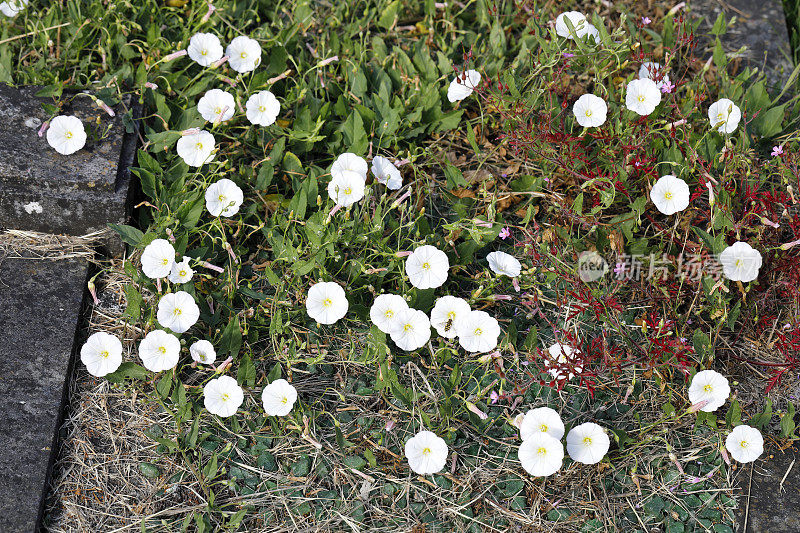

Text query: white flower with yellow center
(406, 245), (450, 289)
(205, 178), (244, 217)
(405, 430), (448, 475)
(625, 78), (661, 116)
(430, 295), (470, 339)
(447, 69), (482, 103)
(566, 422), (610, 464)
(306, 281), (349, 325)
(169, 256), (194, 284)
(46, 115), (87, 155)
(261, 379), (298, 417)
(156, 291), (200, 334)
(189, 339), (216, 365)
(331, 152), (369, 180)
(197, 89), (235, 123)
(226, 36), (261, 73)
(687, 369), (730, 412)
(708, 98), (742, 134)
(204, 375), (244, 418)
(572, 94), (607, 128)
(650, 174), (690, 215)
(519, 407), (565, 441)
(141, 238), (176, 279)
(176, 130), (215, 167)
(725, 425), (764, 463)
(369, 294), (408, 334)
(138, 329), (181, 372)
(371, 156), (403, 190)
(518, 432), (564, 477)
(390, 308), (431, 351)
(719, 241), (763, 282)
(555, 11), (589, 38)
(457, 310), (501, 353)
(80, 331), (123, 377)
(327, 170), (366, 207)
(544, 343), (583, 381)
(187, 33), (223, 67)
(245, 90), (280, 126)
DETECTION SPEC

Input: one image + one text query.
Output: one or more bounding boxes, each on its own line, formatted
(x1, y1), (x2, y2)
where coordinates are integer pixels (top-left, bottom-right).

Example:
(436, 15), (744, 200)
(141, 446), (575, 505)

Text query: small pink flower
(201, 2), (216, 23)
(562, 52), (575, 58)
(489, 391), (499, 404)
(660, 81), (676, 94)
(163, 49), (188, 62)
(385, 419), (396, 431)
(642, 16), (652, 25)
(395, 250), (413, 257)
(499, 227), (511, 240)
(772, 145), (784, 157)
(144, 82), (159, 90)
(466, 401), (488, 420)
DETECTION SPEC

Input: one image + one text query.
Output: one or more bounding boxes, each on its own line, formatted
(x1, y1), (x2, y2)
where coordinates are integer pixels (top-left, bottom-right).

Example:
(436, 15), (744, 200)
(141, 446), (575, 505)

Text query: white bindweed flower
(205, 178), (244, 217)
(226, 36), (261, 73)
(457, 310), (501, 353)
(80, 331), (123, 377)
(306, 281), (348, 324)
(639, 62), (671, 91)
(688, 369), (730, 412)
(371, 156), (402, 190)
(708, 98), (741, 134)
(566, 422), (610, 464)
(369, 294), (408, 334)
(203, 375), (244, 417)
(46, 115), (87, 155)
(197, 89), (235, 123)
(519, 407), (565, 441)
(0, 0), (28, 17)
(261, 379), (298, 416)
(187, 33), (224, 66)
(139, 329), (181, 372)
(169, 256), (194, 284)
(141, 238), (176, 279)
(447, 69), (482, 102)
(430, 295), (471, 339)
(390, 308), (432, 351)
(405, 430), (448, 475)
(189, 339), (216, 365)
(625, 78), (661, 116)
(544, 343), (583, 381)
(406, 245), (450, 289)
(487, 251), (522, 278)
(518, 432), (564, 477)
(327, 171), (366, 207)
(331, 152), (368, 179)
(177, 130), (215, 167)
(725, 425), (764, 463)
(650, 174), (690, 215)
(584, 23), (600, 42)
(719, 242), (763, 282)
(245, 90), (280, 126)
(572, 94), (607, 128)
(555, 11), (588, 39)
(157, 291), (200, 334)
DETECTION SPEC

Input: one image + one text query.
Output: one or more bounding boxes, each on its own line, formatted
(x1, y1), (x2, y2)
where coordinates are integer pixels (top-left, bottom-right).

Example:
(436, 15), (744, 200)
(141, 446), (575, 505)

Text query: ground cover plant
(4, 0), (800, 531)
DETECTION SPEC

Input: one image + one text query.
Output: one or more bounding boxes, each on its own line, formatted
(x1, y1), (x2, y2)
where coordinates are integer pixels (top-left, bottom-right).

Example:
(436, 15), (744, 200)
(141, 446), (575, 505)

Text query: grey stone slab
(690, 0), (793, 87)
(0, 85), (138, 255)
(737, 446), (800, 532)
(0, 256), (88, 533)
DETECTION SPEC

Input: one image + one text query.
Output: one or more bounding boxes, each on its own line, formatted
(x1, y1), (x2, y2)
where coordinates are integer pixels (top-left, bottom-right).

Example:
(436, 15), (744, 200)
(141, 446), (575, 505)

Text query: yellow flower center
(585, 110), (592, 117)
(384, 309), (394, 319)
(218, 194), (226, 203)
(65, 131), (73, 139)
(740, 440), (749, 448)
(240, 52), (247, 59)
(537, 447), (548, 455)
(422, 262), (430, 270)
(100, 350), (110, 359)
(717, 113), (725, 121)
(158, 346), (166, 354)
(637, 94), (646, 103)
(214, 107), (222, 115)
(540, 424), (548, 433)
(259, 105), (266, 112)
(583, 436), (593, 446)
(221, 393), (230, 401)
(201, 49), (208, 56)
(448, 311), (456, 320)
(474, 328), (482, 336)
(173, 308), (182, 316)
(703, 384), (713, 393)
(281, 396), (288, 404)
(322, 298), (333, 308)
(403, 323), (413, 332)
(344, 187), (352, 195)
(179, 269), (187, 277)
(162, 258), (169, 265)
(422, 447), (431, 455)
(196, 142), (204, 150)
(664, 191), (673, 200)
(735, 259), (742, 267)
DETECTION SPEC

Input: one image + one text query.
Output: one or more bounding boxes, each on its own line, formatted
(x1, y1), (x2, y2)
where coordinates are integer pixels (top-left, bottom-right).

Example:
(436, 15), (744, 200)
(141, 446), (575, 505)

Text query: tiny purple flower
(614, 262), (626, 276)
(772, 145), (784, 157)
(489, 391), (499, 404)
(660, 81), (675, 94)
(562, 52), (575, 58)
(642, 16), (652, 25)
(499, 227), (511, 240)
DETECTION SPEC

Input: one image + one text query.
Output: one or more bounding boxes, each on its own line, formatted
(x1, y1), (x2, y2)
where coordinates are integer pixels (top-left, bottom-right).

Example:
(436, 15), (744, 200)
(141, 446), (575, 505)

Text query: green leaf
(109, 223), (144, 247)
(751, 399), (773, 429)
(156, 374), (173, 399)
(341, 110), (367, 153)
(36, 84), (63, 98)
(781, 402), (796, 438)
(377, 0), (400, 29)
(105, 362), (150, 383)
(342, 455), (367, 469)
(754, 104), (786, 138)
(138, 462), (161, 479)
(711, 12), (727, 36)
(725, 399), (742, 427)
(123, 284), (142, 321)
(219, 315), (243, 359)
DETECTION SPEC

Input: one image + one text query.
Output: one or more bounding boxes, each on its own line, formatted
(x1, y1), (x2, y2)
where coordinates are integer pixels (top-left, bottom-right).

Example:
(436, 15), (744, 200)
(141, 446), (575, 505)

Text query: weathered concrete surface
(690, 0), (793, 87)
(0, 85), (138, 254)
(0, 256), (88, 533)
(735, 445), (800, 532)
